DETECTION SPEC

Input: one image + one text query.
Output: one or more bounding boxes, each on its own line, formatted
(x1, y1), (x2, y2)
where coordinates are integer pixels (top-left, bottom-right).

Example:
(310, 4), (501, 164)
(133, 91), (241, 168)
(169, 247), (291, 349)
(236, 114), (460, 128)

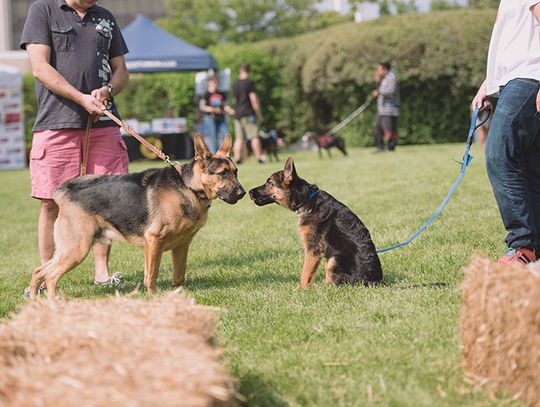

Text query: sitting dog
(302, 131), (347, 158)
(249, 157), (382, 287)
(29, 134), (245, 299)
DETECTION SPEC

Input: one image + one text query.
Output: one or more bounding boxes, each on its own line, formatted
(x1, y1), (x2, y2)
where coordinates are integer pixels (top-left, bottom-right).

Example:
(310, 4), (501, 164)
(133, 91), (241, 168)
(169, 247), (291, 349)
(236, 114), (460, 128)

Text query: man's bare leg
(233, 137), (244, 162)
(251, 136), (263, 161)
(38, 199), (58, 263)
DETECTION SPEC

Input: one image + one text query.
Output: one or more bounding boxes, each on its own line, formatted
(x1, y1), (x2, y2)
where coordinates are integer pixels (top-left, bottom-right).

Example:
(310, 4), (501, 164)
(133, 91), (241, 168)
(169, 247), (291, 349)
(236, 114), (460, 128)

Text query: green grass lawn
(0, 144), (520, 406)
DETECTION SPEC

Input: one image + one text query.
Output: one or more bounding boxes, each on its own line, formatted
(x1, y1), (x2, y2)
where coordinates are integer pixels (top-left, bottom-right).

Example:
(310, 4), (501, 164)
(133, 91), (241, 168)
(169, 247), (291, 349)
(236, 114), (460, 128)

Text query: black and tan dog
(249, 157), (382, 287)
(29, 134), (245, 299)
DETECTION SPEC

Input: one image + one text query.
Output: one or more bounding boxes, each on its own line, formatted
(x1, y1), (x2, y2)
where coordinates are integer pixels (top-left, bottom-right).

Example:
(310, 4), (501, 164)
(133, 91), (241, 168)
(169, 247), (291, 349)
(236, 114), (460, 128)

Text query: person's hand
(91, 86), (110, 105)
(256, 114), (264, 126)
(371, 89), (379, 98)
(472, 83), (490, 111)
(78, 93), (106, 115)
(224, 105), (235, 116)
(536, 87), (540, 113)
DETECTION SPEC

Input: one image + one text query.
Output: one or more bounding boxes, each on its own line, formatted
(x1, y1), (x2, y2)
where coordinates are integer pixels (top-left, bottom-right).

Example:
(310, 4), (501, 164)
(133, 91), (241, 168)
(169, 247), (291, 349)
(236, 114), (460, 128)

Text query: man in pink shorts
(21, 0), (130, 287)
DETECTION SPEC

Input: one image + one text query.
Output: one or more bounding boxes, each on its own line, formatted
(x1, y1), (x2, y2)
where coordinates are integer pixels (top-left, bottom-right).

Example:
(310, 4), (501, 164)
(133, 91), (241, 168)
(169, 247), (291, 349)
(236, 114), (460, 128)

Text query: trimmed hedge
(211, 8), (496, 146)
(22, 9), (496, 147)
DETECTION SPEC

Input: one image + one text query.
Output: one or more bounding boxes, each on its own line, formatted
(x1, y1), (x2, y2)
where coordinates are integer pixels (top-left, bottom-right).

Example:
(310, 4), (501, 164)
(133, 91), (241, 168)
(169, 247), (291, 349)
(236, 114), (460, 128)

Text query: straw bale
(0, 293), (236, 407)
(460, 256), (540, 406)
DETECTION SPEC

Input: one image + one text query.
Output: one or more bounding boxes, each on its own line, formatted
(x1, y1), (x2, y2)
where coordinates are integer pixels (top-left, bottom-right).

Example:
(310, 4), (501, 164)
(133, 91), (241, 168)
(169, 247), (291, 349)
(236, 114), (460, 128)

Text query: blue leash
(376, 107), (485, 254)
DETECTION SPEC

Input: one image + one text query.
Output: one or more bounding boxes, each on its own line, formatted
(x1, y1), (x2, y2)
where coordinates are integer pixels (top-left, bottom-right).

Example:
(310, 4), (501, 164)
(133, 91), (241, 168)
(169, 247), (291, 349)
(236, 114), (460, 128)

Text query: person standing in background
(372, 62), (400, 152)
(199, 76), (234, 153)
(232, 63), (264, 163)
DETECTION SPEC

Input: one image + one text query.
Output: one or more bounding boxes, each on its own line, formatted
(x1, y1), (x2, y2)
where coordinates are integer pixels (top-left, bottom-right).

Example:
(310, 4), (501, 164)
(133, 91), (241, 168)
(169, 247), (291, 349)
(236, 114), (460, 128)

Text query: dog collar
(295, 188), (319, 211)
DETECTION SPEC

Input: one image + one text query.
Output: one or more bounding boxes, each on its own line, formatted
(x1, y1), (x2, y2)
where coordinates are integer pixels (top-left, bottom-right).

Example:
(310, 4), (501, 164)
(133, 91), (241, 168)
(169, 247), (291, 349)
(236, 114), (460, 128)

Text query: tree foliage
(159, 0), (352, 48)
(23, 9), (498, 147)
(430, 0), (463, 11)
(353, 0), (418, 15)
(468, 0), (499, 8)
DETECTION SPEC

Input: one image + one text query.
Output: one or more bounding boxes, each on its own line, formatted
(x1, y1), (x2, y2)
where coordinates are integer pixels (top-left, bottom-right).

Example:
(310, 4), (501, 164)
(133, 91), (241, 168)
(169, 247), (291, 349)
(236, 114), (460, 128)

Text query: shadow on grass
(381, 266), (450, 289)
(156, 249), (299, 291)
(237, 372), (288, 407)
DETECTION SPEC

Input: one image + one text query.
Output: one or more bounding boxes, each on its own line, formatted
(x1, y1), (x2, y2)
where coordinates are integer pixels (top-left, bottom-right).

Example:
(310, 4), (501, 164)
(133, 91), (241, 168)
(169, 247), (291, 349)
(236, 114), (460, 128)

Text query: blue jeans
(485, 78), (540, 250)
(202, 115), (228, 153)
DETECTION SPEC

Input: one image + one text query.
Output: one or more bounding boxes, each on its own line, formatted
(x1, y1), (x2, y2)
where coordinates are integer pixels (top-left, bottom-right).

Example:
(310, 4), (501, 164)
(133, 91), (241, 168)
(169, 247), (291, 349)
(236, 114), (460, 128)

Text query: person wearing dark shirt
(199, 76), (234, 153)
(20, 0), (129, 289)
(232, 63), (264, 163)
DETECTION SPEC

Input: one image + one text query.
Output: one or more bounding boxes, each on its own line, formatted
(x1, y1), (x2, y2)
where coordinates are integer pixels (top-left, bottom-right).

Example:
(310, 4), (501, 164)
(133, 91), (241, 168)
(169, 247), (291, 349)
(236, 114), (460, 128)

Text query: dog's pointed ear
(216, 133), (232, 157)
(194, 133), (211, 161)
(283, 157), (297, 184)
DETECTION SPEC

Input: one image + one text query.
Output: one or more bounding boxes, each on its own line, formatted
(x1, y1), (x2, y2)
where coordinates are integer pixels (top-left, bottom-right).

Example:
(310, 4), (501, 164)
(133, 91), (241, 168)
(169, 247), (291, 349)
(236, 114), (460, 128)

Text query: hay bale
(0, 293), (236, 407)
(460, 256), (540, 405)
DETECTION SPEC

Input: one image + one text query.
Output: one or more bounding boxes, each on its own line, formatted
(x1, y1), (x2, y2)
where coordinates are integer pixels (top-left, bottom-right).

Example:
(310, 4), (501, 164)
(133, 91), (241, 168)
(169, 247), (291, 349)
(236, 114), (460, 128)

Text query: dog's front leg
(143, 239), (164, 294)
(171, 239), (193, 287)
(300, 249), (321, 288)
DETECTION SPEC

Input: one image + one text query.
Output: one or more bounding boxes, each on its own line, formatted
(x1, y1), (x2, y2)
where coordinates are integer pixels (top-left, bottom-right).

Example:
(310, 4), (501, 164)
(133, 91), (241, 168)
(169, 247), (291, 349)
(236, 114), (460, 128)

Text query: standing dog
(302, 132), (347, 158)
(29, 134), (245, 299)
(249, 157), (382, 287)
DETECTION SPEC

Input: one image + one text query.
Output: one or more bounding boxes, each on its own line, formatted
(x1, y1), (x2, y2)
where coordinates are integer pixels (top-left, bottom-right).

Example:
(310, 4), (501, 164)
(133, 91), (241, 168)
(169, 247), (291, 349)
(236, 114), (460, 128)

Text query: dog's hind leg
(44, 213), (95, 299)
(337, 140), (348, 156)
(171, 238), (193, 287)
(324, 257), (337, 285)
(143, 237), (164, 294)
(29, 259), (54, 299)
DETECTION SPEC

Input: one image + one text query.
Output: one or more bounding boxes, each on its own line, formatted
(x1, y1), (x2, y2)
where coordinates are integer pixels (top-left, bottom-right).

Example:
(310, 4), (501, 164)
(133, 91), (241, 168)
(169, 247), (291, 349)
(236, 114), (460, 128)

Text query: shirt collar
(57, 0), (98, 14)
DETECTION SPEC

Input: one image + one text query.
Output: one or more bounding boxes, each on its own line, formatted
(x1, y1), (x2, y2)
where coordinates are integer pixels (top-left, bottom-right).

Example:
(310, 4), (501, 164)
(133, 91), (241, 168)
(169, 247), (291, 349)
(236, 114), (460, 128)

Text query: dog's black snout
(236, 188), (246, 199)
(249, 189), (257, 199)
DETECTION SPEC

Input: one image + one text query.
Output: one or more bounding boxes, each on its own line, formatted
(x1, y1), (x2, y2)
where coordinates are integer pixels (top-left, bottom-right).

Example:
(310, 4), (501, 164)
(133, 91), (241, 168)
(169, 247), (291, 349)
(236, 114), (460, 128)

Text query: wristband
(107, 83), (115, 98)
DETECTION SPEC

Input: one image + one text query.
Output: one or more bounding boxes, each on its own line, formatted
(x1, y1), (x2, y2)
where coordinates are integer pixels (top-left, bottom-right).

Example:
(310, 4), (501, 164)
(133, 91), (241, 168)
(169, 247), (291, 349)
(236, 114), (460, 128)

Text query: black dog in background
(246, 129), (284, 162)
(249, 157), (382, 287)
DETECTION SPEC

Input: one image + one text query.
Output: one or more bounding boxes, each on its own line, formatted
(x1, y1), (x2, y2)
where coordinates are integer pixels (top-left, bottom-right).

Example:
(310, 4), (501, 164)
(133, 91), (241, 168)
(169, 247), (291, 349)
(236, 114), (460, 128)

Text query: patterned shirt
(20, 0), (129, 131)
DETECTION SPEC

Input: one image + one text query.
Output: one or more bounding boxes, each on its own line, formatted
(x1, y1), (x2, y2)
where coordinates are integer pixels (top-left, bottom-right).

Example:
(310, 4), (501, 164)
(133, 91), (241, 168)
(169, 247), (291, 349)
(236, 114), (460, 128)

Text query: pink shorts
(29, 127), (129, 199)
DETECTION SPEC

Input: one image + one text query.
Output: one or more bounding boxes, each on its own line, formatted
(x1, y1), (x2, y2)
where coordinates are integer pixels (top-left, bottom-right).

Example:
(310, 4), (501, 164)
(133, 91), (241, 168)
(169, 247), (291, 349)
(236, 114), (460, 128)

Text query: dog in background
(245, 129), (285, 162)
(302, 132), (347, 158)
(29, 134), (245, 298)
(249, 157), (382, 287)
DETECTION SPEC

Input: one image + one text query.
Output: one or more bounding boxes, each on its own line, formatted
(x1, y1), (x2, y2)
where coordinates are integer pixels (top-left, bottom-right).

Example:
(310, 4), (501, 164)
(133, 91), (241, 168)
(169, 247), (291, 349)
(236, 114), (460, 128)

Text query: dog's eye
(219, 169), (229, 177)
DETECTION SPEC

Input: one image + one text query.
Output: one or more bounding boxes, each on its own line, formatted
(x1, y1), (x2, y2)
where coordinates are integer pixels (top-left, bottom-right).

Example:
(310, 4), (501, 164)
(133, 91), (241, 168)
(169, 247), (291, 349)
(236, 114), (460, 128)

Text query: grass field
(0, 144), (520, 406)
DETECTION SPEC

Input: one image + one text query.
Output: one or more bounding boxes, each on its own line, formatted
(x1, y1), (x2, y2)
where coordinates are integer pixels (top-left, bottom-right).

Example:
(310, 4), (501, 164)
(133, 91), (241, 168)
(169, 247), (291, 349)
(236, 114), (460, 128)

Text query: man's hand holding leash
(472, 79), (491, 112)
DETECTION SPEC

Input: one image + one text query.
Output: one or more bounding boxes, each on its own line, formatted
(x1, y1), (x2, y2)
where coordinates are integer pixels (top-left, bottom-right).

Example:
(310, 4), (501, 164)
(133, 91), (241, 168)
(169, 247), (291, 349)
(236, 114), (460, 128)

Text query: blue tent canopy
(121, 15), (217, 73)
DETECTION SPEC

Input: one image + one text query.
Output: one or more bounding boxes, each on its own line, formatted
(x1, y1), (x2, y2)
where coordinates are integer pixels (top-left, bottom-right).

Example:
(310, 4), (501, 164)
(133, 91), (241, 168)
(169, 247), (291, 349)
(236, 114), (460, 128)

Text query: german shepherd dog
(29, 134), (245, 299)
(302, 132), (347, 158)
(249, 157), (382, 287)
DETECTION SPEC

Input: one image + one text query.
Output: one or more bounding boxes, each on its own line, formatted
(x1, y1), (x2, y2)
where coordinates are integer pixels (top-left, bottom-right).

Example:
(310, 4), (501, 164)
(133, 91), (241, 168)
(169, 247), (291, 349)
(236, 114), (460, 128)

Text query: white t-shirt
(486, 0), (540, 96)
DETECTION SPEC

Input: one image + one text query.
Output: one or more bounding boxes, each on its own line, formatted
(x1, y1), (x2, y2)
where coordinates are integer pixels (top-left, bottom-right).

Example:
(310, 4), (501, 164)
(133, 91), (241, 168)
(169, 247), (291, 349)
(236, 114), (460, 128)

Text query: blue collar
(296, 188), (319, 211)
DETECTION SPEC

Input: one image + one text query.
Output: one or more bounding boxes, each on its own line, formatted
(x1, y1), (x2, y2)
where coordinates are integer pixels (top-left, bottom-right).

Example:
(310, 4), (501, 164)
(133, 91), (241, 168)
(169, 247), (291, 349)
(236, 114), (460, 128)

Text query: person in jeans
(199, 76), (234, 153)
(372, 62), (400, 152)
(472, 0), (540, 264)
(232, 63), (264, 163)
(21, 0), (129, 289)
